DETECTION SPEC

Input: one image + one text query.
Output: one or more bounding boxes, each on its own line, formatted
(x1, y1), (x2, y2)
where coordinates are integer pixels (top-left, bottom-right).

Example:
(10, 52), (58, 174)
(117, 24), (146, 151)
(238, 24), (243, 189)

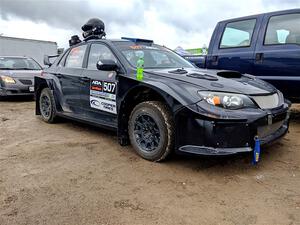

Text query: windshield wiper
(168, 68), (188, 74)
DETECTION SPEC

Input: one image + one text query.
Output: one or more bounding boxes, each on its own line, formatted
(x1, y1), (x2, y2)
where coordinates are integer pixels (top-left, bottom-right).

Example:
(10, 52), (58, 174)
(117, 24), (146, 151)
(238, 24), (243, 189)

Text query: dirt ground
(0, 98), (299, 225)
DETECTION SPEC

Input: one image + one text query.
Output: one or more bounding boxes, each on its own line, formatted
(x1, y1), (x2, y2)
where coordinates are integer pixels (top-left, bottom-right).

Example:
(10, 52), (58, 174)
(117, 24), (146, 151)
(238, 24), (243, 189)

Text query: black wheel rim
(134, 114), (160, 152)
(40, 94), (51, 118)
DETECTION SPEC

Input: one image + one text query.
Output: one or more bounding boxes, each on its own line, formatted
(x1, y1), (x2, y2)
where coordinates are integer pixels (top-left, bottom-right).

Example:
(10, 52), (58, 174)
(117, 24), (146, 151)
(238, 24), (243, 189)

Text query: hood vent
(217, 70), (242, 78)
(186, 73), (218, 81)
(168, 68), (188, 74)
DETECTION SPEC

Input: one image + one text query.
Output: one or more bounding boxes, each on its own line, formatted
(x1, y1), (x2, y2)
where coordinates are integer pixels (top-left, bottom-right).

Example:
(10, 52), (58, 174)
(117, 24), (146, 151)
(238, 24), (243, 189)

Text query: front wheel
(39, 88), (57, 123)
(128, 101), (174, 162)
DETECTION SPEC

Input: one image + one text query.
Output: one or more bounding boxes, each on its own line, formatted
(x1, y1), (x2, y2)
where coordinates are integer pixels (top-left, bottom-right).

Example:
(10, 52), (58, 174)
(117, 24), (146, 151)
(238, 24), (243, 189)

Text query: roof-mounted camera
(69, 35), (81, 47)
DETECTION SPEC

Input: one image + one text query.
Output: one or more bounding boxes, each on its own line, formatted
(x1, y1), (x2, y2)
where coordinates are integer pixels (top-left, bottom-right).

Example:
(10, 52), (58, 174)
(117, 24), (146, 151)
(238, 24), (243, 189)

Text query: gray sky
(0, 0), (299, 49)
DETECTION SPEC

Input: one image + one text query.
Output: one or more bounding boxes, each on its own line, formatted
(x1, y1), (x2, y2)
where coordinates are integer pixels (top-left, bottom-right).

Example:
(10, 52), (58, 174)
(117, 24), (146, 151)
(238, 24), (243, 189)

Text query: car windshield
(114, 41), (194, 69)
(0, 57), (42, 70)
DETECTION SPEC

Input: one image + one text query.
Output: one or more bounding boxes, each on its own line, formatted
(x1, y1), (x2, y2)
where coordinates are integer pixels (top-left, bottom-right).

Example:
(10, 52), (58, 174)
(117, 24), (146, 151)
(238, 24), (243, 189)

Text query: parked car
(35, 30), (290, 162)
(184, 9), (300, 102)
(0, 56), (42, 97)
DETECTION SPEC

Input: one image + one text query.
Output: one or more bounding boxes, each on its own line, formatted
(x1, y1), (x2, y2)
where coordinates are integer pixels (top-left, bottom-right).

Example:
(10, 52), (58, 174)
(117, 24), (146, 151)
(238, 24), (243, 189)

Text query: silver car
(0, 56), (42, 97)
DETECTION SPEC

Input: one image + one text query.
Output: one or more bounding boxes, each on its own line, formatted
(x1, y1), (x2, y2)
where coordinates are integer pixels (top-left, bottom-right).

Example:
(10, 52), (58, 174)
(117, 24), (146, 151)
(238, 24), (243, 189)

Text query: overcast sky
(0, 0), (300, 49)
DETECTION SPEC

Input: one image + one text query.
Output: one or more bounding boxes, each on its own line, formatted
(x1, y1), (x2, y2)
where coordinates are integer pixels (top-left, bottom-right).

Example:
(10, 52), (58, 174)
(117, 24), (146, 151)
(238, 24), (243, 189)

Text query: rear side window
(265, 13), (300, 45)
(65, 45), (87, 68)
(220, 19), (256, 48)
(87, 44), (117, 70)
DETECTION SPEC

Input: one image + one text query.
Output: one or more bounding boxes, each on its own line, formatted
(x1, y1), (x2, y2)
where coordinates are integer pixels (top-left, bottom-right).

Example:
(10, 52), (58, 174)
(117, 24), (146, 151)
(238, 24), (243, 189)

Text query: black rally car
(35, 33), (290, 162)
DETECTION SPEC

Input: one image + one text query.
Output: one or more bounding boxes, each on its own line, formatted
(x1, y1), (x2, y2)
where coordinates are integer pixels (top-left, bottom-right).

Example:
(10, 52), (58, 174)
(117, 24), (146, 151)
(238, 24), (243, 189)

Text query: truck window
(265, 13), (300, 45)
(65, 45), (87, 68)
(220, 19), (256, 48)
(87, 44), (117, 70)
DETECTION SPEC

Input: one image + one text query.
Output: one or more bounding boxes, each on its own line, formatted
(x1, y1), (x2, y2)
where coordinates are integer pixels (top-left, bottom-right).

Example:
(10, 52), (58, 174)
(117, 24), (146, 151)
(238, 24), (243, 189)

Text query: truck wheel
(128, 101), (174, 162)
(39, 88), (57, 123)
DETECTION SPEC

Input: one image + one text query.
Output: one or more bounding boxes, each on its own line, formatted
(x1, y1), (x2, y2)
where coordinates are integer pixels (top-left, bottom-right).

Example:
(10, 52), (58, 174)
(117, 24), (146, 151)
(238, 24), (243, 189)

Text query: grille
(251, 93), (279, 109)
(19, 79), (33, 85)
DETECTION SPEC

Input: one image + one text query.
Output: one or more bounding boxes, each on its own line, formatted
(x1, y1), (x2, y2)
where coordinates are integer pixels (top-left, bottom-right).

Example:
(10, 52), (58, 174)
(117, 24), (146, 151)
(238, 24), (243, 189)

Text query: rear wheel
(39, 88), (57, 123)
(128, 101), (174, 162)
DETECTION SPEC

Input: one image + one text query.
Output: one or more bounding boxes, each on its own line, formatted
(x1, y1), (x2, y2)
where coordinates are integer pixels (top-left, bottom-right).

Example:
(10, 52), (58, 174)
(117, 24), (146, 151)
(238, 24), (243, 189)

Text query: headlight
(198, 91), (256, 109)
(277, 90), (284, 105)
(1, 75), (16, 84)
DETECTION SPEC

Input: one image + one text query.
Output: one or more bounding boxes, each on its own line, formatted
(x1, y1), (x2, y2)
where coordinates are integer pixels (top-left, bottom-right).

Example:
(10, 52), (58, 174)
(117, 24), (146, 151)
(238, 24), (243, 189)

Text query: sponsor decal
(144, 46), (159, 50)
(92, 80), (102, 85)
(91, 99), (101, 107)
(129, 45), (143, 50)
(90, 96), (117, 114)
(91, 80), (102, 91)
(90, 79), (117, 114)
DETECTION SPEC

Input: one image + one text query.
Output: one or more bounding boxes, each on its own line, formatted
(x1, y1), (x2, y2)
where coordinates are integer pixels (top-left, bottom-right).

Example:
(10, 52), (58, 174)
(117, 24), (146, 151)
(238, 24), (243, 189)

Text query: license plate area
(29, 86), (34, 92)
(257, 120), (284, 139)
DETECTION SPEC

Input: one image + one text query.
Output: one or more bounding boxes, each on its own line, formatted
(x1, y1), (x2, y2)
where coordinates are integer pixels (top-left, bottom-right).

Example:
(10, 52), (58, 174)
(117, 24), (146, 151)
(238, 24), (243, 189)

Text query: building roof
(0, 35), (57, 45)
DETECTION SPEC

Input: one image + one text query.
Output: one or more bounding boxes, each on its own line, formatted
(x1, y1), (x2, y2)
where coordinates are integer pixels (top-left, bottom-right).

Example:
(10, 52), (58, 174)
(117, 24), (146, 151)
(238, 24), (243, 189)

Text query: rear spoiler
(44, 54), (59, 67)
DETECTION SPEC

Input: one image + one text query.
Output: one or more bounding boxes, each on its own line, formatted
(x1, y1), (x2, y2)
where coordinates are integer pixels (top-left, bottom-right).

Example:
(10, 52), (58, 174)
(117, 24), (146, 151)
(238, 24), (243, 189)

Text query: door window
(265, 13), (300, 45)
(65, 45), (87, 68)
(87, 44), (117, 70)
(57, 50), (69, 67)
(220, 19), (256, 48)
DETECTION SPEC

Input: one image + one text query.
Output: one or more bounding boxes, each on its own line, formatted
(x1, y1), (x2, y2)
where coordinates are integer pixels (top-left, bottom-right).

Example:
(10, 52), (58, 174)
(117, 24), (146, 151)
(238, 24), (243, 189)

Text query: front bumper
(0, 79), (34, 96)
(175, 105), (290, 156)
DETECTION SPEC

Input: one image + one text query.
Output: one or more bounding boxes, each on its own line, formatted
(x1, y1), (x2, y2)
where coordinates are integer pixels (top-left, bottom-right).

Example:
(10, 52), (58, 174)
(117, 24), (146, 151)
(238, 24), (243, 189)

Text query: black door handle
(255, 53), (264, 62)
(80, 77), (90, 82)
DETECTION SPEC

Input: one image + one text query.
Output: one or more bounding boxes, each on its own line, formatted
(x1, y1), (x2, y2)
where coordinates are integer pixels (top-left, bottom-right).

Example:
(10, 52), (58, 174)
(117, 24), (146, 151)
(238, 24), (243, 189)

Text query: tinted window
(65, 45), (87, 68)
(265, 13), (300, 45)
(87, 44), (117, 70)
(0, 57), (41, 70)
(220, 19), (256, 48)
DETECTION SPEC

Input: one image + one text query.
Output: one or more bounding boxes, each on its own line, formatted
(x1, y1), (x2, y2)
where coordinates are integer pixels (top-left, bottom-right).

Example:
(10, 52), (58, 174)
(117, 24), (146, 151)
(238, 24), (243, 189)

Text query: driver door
(80, 43), (119, 128)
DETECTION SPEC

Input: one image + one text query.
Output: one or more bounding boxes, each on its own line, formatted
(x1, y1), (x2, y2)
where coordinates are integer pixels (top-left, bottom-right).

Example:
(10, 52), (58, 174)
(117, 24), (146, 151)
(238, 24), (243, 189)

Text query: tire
(128, 101), (174, 162)
(39, 88), (57, 123)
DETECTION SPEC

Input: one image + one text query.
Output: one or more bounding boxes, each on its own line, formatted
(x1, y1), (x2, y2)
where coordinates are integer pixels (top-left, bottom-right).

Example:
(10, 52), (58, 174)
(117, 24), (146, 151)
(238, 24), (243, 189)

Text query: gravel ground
(0, 98), (299, 225)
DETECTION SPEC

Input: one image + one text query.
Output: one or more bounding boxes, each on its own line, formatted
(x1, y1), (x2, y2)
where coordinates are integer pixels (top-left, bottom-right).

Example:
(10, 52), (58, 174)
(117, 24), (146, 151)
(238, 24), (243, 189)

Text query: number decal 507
(103, 82), (116, 94)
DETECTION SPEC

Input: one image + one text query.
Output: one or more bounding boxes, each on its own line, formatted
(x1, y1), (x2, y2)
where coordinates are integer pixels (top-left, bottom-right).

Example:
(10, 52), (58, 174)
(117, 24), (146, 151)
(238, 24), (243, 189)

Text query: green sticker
(136, 57), (144, 81)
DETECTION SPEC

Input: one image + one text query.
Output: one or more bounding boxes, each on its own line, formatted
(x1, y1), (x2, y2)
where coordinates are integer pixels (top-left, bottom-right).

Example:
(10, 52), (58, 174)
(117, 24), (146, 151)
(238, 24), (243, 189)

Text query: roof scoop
(217, 70), (242, 78)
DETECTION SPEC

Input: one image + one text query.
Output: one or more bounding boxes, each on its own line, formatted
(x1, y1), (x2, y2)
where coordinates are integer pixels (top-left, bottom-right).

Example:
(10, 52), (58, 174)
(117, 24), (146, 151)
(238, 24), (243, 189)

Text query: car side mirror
(43, 55), (52, 66)
(96, 59), (118, 71)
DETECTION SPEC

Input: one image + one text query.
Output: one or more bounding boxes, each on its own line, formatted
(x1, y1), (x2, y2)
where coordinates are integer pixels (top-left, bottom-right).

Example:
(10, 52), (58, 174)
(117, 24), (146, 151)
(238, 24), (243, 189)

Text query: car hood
(0, 70), (42, 78)
(145, 68), (276, 95)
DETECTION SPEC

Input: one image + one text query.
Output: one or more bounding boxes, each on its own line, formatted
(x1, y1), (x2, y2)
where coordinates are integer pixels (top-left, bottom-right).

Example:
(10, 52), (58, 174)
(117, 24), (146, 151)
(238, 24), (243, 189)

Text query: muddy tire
(128, 101), (174, 162)
(39, 88), (57, 123)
